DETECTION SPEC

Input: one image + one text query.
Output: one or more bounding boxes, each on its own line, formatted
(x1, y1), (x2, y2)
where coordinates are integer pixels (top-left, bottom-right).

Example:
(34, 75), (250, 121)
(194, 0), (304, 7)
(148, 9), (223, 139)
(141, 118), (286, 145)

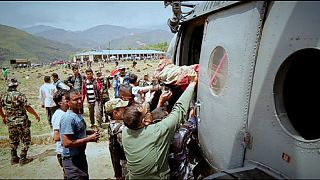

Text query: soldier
(0, 78), (41, 165)
(105, 98), (129, 180)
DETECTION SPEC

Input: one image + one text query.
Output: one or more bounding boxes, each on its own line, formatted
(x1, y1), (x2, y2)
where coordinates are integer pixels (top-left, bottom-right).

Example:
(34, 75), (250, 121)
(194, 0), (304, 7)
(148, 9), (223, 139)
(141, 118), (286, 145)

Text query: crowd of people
(0, 59), (200, 179)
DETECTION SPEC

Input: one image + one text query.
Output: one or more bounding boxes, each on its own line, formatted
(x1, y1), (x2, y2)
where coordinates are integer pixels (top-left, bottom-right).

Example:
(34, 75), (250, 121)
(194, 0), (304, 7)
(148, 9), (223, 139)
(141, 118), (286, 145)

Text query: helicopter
(164, 1), (320, 179)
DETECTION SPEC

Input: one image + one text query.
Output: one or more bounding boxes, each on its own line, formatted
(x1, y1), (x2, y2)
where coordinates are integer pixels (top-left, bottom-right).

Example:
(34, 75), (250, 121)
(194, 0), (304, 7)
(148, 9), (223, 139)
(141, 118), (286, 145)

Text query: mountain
(0, 24), (78, 65)
(108, 29), (174, 49)
(35, 28), (97, 49)
(81, 24), (149, 45)
(23, 25), (58, 34)
(26, 24), (173, 49)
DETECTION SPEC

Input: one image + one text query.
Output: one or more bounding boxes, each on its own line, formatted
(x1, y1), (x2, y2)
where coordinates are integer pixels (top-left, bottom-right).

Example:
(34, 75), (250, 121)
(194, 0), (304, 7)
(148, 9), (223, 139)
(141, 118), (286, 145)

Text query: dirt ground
(0, 60), (163, 179)
(0, 140), (115, 179)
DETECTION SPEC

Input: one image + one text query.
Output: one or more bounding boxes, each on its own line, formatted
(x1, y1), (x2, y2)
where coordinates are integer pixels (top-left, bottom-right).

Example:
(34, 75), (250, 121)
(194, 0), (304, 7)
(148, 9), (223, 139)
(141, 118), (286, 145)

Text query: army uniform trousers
(8, 120), (31, 155)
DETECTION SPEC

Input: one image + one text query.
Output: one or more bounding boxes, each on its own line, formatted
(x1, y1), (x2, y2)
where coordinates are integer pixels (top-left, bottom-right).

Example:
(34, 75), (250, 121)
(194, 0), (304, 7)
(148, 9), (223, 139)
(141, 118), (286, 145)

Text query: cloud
(0, 1), (172, 31)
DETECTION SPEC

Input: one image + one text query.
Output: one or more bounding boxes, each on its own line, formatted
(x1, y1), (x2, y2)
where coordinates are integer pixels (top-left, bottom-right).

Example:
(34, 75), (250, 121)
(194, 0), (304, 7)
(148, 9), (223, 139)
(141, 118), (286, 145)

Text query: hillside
(27, 25), (173, 49)
(35, 28), (97, 49)
(81, 24), (148, 45)
(108, 29), (174, 49)
(0, 24), (78, 65)
(23, 25), (58, 34)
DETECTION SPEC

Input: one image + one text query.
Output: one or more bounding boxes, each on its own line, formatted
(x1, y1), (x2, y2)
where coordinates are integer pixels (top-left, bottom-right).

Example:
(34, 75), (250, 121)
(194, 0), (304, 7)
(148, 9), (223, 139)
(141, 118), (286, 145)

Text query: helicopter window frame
(207, 46), (229, 96)
(176, 17), (206, 66)
(274, 48), (320, 141)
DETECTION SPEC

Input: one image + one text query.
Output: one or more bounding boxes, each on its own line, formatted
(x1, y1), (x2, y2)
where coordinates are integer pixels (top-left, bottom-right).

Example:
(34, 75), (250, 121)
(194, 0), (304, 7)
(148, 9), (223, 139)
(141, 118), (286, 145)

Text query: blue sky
(0, 1), (175, 31)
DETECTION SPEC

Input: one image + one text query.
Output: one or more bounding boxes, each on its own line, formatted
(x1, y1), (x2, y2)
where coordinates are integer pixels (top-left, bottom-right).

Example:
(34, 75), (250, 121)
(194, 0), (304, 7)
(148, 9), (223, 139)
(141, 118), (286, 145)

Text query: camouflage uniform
(105, 98), (129, 179)
(0, 86), (32, 165)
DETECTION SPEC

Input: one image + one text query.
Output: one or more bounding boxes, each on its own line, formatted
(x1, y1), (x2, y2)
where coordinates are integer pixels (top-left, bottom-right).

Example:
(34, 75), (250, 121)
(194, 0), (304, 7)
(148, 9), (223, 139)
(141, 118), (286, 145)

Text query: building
(73, 49), (166, 62)
(10, 59), (31, 68)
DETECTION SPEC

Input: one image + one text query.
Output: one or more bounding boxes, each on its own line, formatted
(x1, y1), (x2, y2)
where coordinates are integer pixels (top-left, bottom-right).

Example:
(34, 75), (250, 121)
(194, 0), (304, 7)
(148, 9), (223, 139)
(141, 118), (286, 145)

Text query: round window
(274, 48), (320, 140)
(208, 46), (229, 95)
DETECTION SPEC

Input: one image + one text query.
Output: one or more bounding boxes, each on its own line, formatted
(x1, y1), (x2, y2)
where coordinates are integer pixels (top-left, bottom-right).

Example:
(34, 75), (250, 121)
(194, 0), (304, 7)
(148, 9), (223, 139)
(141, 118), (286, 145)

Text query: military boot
(10, 149), (20, 165)
(19, 150), (33, 166)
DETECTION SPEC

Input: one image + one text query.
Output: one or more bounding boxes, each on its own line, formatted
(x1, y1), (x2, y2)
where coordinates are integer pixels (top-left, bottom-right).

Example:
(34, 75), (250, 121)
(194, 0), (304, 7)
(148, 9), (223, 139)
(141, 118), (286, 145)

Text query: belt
(62, 153), (86, 160)
(62, 156), (72, 160)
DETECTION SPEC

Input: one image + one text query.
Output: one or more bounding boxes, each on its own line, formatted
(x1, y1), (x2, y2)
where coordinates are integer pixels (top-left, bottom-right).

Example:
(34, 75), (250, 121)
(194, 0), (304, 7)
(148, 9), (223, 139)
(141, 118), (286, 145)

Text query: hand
(188, 71), (198, 84)
(159, 90), (172, 107)
(2, 116), (8, 125)
(88, 131), (100, 142)
(86, 129), (95, 135)
(151, 84), (162, 92)
(35, 114), (41, 122)
(189, 107), (196, 118)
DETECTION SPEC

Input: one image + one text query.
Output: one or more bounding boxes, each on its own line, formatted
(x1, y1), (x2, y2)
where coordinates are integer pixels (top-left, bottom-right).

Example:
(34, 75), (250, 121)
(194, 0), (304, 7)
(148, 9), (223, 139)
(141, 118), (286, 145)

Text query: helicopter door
(245, 2), (320, 178)
(196, 1), (267, 170)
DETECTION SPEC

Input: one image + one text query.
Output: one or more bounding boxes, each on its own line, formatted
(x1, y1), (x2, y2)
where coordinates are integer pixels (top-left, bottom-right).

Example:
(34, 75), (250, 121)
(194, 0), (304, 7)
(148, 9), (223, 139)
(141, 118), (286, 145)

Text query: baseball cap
(7, 78), (19, 87)
(105, 98), (129, 112)
(117, 65), (127, 70)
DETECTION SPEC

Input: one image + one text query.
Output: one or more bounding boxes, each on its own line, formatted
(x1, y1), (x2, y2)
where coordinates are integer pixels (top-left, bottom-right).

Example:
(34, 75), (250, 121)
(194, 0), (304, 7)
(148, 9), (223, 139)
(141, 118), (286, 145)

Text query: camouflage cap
(105, 98), (129, 112)
(71, 64), (79, 70)
(7, 78), (19, 87)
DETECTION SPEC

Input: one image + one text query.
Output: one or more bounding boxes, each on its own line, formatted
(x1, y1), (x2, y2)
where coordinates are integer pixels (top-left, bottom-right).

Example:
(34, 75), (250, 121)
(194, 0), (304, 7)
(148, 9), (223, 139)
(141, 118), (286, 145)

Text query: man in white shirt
(128, 73), (162, 104)
(52, 73), (70, 91)
(52, 89), (69, 179)
(39, 75), (57, 129)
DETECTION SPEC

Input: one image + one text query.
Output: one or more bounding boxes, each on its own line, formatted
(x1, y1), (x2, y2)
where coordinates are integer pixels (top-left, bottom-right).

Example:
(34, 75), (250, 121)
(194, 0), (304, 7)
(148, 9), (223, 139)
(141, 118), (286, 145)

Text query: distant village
(7, 49), (166, 69)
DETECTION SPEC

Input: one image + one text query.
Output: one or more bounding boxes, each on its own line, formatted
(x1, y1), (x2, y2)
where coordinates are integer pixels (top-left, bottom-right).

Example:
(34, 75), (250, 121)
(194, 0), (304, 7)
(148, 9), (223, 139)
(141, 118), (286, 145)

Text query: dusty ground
(0, 60), (161, 179)
(0, 140), (115, 179)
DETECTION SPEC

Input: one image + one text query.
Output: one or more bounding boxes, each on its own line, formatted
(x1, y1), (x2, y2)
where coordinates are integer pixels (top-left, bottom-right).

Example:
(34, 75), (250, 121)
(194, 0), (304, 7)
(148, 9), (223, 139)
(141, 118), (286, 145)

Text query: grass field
(0, 59), (161, 136)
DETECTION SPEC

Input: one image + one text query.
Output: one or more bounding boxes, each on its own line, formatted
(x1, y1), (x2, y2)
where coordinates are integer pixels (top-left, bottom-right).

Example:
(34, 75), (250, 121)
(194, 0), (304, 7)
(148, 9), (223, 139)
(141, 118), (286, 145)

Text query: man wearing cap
(0, 78), (41, 165)
(105, 98), (129, 180)
(112, 65), (130, 98)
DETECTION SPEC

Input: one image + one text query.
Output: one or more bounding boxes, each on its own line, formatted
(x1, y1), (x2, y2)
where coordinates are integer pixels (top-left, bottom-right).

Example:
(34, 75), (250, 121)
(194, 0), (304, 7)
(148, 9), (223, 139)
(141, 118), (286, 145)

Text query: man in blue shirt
(112, 65), (130, 98)
(60, 89), (100, 179)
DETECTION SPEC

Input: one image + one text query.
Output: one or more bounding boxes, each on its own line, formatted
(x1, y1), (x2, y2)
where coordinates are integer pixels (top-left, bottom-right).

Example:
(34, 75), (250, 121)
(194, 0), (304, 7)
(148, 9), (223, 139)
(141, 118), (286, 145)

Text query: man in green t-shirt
(122, 75), (197, 179)
(3, 67), (9, 81)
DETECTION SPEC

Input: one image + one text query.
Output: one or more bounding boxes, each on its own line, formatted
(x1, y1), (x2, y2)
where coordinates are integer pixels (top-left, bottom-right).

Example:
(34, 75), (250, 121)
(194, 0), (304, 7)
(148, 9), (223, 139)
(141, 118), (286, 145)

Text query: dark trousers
(57, 154), (68, 179)
(88, 101), (101, 126)
(62, 154), (88, 180)
(46, 106), (58, 128)
(108, 133), (126, 178)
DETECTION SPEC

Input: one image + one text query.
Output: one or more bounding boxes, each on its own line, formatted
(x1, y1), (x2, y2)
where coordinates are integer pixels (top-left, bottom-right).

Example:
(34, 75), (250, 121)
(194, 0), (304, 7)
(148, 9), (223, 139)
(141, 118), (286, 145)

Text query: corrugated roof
(75, 49), (165, 56)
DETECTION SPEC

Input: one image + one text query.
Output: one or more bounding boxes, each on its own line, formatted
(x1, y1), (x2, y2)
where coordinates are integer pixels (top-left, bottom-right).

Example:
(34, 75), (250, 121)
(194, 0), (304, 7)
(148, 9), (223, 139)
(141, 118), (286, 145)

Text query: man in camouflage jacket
(0, 78), (41, 165)
(105, 98), (129, 180)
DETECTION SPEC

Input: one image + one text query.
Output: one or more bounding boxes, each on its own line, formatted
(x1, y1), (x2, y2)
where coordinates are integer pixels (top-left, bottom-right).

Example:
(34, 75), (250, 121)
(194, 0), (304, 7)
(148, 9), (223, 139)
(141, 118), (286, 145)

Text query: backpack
(55, 81), (62, 90)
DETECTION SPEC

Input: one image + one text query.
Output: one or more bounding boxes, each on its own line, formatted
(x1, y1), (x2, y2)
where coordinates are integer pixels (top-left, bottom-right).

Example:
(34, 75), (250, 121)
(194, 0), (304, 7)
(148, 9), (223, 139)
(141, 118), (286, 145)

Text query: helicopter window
(177, 17), (205, 66)
(208, 46), (228, 95)
(274, 48), (320, 140)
